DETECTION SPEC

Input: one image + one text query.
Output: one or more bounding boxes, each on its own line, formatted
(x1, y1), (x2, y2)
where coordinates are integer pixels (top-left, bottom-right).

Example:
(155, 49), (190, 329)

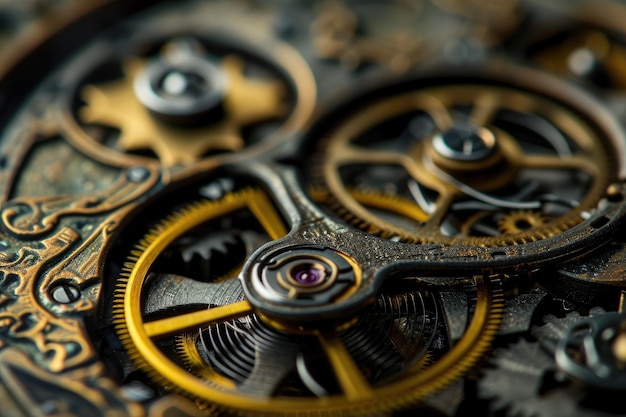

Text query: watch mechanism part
(480, 307), (626, 417)
(308, 69), (624, 246)
(111, 182), (504, 416)
(79, 39), (283, 167)
(101, 181), (502, 415)
(0, 1), (626, 417)
(72, 22), (315, 171)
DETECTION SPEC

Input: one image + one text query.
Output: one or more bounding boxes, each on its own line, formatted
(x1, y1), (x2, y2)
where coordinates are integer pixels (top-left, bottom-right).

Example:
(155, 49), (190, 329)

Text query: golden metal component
(143, 300), (252, 339)
(114, 190), (504, 417)
(247, 189), (290, 240)
(113, 188), (287, 403)
(316, 331), (374, 400)
(418, 127), (523, 193)
(498, 210), (548, 235)
(310, 187), (429, 231)
(312, 80), (615, 246)
(80, 55), (286, 166)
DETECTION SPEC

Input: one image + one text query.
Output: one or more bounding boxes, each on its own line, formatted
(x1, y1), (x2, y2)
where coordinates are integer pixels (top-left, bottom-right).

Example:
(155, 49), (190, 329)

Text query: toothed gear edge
(112, 191), (506, 417)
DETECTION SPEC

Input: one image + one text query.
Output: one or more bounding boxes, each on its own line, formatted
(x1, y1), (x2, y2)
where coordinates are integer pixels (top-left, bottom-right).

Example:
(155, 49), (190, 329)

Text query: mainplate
(1, 1), (626, 417)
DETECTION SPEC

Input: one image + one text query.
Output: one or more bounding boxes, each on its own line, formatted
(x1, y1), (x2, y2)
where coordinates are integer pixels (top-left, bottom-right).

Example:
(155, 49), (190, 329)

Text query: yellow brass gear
(80, 54), (286, 167)
(498, 210), (548, 235)
(310, 78), (617, 247)
(112, 188), (504, 416)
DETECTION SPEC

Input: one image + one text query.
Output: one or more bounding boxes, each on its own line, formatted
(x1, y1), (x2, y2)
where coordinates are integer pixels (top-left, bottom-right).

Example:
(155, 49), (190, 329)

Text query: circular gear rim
(308, 66), (624, 247)
(112, 189), (505, 417)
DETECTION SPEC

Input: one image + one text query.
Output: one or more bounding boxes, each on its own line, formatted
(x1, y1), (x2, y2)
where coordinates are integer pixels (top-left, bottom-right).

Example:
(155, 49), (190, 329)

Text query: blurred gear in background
(1, 1), (626, 416)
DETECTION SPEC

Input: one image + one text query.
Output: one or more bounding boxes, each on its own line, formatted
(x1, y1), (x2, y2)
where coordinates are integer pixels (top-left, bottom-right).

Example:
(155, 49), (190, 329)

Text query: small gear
(497, 210), (548, 234)
(165, 230), (267, 282)
(535, 308), (626, 392)
(479, 339), (602, 417)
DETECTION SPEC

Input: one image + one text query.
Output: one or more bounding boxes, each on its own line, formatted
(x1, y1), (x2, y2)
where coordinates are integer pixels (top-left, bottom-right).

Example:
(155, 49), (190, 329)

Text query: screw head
(432, 125), (496, 161)
(50, 283), (80, 304)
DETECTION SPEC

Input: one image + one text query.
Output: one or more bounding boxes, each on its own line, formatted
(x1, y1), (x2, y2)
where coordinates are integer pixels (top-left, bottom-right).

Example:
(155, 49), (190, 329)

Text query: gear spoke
(329, 143), (410, 166)
(247, 190), (289, 240)
(317, 331), (373, 400)
(143, 300), (252, 339)
(419, 93), (455, 131)
(521, 154), (600, 176)
(422, 191), (456, 230)
(470, 92), (500, 127)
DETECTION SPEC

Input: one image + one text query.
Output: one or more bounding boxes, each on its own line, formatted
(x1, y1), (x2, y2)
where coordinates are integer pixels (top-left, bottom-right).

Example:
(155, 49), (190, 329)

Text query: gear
(112, 187), (504, 416)
(307, 69), (622, 246)
(80, 39), (285, 166)
(498, 210), (548, 234)
(77, 35), (317, 169)
(479, 308), (626, 417)
(166, 230), (267, 283)
(479, 339), (605, 417)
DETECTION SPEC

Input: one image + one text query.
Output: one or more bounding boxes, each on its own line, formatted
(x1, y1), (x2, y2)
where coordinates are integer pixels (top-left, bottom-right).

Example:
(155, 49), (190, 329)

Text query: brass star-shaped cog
(498, 210), (548, 235)
(79, 55), (287, 166)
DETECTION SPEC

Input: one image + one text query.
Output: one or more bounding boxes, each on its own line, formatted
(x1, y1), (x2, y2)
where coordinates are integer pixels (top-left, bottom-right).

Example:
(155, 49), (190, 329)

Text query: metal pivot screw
(432, 125), (496, 161)
(50, 283), (81, 304)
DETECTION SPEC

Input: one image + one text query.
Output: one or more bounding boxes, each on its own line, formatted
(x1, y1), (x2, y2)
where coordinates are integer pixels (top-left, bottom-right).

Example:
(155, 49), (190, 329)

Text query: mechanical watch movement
(1, 1), (626, 416)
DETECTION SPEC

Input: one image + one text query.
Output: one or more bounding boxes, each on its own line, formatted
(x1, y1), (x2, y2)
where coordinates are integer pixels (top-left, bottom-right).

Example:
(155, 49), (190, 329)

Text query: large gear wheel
(306, 67), (624, 246)
(111, 186), (504, 417)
